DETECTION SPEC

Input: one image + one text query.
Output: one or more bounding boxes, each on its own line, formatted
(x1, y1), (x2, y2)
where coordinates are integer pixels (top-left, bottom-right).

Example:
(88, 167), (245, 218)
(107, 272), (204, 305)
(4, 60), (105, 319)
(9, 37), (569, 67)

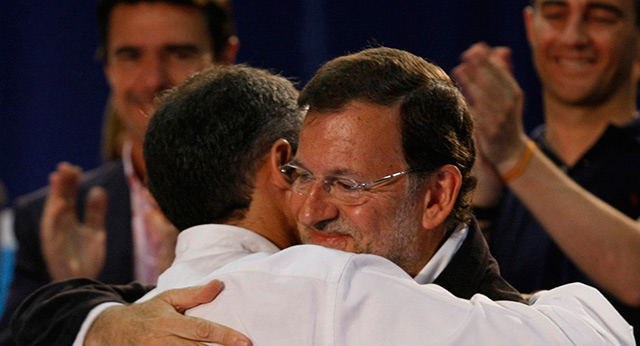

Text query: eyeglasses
(279, 163), (412, 205)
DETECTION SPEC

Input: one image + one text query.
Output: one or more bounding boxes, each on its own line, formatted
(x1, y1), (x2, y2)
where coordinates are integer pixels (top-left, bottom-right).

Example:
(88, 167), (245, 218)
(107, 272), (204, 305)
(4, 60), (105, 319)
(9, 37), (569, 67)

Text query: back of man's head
(96, 0), (236, 62)
(299, 47), (476, 229)
(144, 65), (304, 230)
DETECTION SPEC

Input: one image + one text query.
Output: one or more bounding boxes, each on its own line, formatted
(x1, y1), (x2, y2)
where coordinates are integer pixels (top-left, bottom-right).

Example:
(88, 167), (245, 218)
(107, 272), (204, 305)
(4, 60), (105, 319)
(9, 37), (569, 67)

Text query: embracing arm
(11, 278), (251, 346)
(11, 278), (151, 345)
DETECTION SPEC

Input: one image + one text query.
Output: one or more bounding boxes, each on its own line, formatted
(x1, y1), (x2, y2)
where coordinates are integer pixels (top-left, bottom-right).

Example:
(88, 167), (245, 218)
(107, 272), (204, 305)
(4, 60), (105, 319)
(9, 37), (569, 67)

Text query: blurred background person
(453, 0), (640, 339)
(0, 0), (239, 344)
(0, 181), (15, 319)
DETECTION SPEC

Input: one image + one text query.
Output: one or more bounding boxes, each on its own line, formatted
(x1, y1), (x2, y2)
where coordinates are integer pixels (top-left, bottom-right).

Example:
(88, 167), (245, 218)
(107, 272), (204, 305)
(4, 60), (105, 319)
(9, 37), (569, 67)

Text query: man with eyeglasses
(12, 49), (634, 345)
(281, 47), (492, 288)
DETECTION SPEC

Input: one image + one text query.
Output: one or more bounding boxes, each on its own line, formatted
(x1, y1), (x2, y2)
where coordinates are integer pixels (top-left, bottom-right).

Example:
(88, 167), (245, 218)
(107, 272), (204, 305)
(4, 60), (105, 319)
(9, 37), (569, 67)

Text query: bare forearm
(505, 147), (640, 305)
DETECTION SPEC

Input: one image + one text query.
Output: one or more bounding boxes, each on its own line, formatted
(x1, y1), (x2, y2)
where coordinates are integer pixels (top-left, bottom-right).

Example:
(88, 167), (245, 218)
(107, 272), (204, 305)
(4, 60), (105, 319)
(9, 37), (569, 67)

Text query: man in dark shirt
(453, 0), (640, 338)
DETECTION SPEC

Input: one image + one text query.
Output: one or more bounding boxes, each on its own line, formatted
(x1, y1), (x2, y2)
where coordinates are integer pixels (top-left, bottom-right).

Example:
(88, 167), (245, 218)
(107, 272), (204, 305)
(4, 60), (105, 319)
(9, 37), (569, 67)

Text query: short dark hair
(144, 65), (304, 230)
(299, 47), (476, 230)
(96, 0), (236, 62)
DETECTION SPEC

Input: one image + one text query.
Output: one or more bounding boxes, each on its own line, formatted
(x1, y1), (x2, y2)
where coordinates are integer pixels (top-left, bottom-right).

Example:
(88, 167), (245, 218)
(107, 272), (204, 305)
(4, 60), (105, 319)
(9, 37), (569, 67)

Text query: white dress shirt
(141, 225), (633, 345)
(145, 223), (466, 296)
(75, 223), (467, 344)
(76, 224), (634, 345)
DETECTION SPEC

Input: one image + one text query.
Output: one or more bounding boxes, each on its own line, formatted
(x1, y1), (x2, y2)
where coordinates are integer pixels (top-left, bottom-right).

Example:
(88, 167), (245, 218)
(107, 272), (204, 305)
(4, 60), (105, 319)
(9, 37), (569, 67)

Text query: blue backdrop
(0, 0), (540, 204)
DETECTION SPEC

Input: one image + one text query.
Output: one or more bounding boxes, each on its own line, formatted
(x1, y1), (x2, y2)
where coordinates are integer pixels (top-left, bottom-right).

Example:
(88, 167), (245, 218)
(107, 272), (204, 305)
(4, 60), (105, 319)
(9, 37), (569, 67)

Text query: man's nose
(297, 181), (339, 228)
(560, 13), (589, 47)
(138, 55), (171, 93)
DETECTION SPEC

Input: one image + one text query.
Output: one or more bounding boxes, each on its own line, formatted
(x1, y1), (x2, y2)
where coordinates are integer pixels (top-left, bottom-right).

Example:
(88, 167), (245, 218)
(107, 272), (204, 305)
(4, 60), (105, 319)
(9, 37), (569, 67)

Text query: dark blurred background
(0, 0), (540, 204)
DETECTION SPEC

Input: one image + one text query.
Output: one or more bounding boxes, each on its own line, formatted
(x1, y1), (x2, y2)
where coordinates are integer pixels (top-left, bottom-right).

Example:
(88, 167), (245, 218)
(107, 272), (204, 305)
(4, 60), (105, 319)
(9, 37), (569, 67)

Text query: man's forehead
(534, 0), (633, 10)
(296, 101), (407, 177)
(107, 2), (211, 49)
(299, 103), (401, 147)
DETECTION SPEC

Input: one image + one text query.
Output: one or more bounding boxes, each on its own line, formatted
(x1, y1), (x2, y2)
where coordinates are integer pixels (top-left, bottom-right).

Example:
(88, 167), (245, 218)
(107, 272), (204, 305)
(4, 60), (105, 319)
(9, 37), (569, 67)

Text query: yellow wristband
(501, 139), (537, 182)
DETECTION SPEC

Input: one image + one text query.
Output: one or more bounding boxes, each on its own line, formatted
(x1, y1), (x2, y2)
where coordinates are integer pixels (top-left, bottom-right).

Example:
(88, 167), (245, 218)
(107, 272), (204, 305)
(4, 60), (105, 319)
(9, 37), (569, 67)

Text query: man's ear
(269, 138), (292, 189)
(523, 6), (536, 47)
(216, 36), (240, 65)
(104, 64), (114, 88)
(421, 165), (462, 230)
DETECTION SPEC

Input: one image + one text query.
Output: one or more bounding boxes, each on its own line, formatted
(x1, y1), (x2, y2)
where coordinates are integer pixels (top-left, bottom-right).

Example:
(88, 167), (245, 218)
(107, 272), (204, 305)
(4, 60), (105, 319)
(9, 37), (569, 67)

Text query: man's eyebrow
(586, 2), (624, 17)
(538, 0), (567, 8)
(111, 44), (201, 56)
(538, 0), (625, 17)
(165, 44), (201, 53)
(330, 168), (362, 178)
(288, 158), (363, 179)
(112, 46), (139, 56)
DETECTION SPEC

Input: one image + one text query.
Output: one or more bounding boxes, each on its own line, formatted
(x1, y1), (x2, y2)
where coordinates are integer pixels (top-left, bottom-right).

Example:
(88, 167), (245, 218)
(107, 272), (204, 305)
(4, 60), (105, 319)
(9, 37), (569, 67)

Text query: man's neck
(231, 198), (296, 250)
(543, 91), (638, 166)
(230, 166), (298, 250)
(401, 225), (450, 277)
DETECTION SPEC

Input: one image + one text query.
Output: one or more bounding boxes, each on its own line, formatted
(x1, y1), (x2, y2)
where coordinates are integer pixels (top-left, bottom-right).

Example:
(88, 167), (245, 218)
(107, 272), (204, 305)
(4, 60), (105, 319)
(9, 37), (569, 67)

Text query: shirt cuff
(72, 302), (124, 346)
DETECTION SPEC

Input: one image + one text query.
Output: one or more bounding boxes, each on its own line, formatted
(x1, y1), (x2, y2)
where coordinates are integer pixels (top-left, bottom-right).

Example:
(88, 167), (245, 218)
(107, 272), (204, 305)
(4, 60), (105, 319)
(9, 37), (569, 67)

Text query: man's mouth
(303, 227), (351, 249)
(552, 55), (596, 71)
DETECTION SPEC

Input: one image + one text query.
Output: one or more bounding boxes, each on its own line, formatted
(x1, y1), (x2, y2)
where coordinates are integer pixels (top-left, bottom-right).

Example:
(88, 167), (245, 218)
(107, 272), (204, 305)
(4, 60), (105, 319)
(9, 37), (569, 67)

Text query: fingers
(41, 163), (83, 240)
(492, 47), (513, 72)
(50, 162), (82, 202)
(40, 162), (109, 280)
(162, 280), (225, 312)
(453, 42), (523, 123)
(455, 43), (516, 97)
(85, 187), (108, 231)
(193, 280), (226, 305)
(453, 42), (527, 167)
(81, 189), (108, 279)
(167, 315), (252, 346)
(459, 42), (512, 71)
(45, 162), (82, 220)
(42, 163), (83, 229)
(153, 281), (252, 345)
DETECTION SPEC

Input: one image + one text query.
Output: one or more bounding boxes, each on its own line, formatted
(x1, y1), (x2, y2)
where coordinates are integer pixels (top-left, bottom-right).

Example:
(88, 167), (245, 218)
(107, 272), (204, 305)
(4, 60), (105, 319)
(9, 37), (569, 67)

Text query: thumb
(85, 186), (108, 231)
(491, 47), (513, 72)
(161, 280), (225, 313)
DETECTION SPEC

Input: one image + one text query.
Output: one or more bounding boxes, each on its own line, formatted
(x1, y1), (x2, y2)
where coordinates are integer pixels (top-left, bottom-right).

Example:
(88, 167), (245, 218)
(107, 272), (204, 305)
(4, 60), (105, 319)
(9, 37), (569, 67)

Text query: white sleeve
(72, 302), (123, 346)
(334, 254), (635, 346)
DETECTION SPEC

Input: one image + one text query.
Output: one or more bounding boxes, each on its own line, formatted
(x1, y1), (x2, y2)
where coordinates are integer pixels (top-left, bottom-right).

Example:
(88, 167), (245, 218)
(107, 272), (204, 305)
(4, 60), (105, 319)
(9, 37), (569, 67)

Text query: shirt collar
(413, 223), (468, 284)
(175, 224), (281, 262)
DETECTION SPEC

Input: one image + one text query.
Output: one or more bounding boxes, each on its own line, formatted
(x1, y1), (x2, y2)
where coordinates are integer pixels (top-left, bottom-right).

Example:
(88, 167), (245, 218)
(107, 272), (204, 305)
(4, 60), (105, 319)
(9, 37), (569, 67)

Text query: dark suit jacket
(0, 163), (134, 346)
(434, 218), (525, 303)
(10, 218), (523, 345)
